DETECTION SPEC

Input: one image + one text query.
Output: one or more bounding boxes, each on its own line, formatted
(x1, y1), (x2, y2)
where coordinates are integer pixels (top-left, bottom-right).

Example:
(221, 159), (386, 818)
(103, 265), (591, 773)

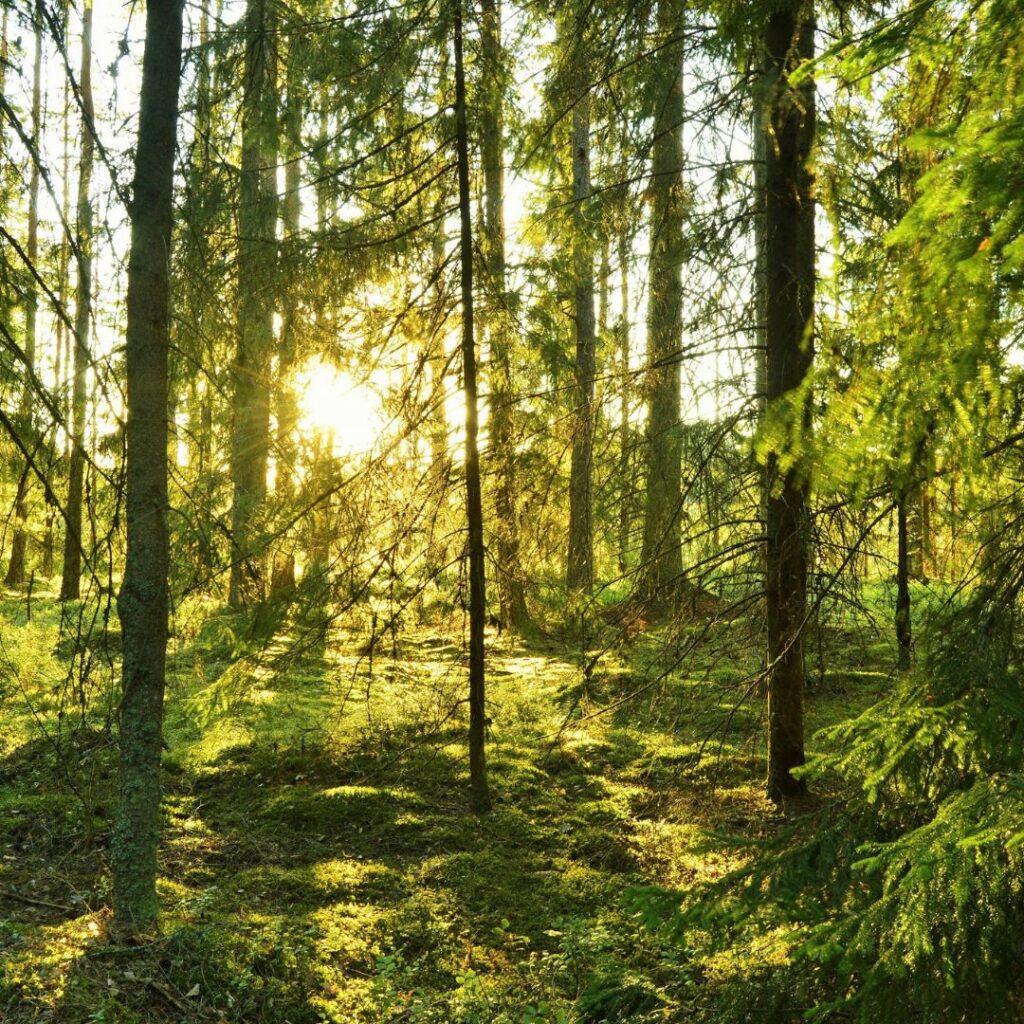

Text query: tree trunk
(566, 71), (595, 593)
(60, 0), (95, 602)
(111, 0), (183, 937)
(455, 1), (491, 814)
(5, 4), (43, 588)
(480, 0), (528, 631)
(272, 50), (302, 595)
(640, 0), (685, 610)
(229, 0), (277, 608)
(896, 497), (912, 671)
(753, 90), (768, 420)
(763, 2), (815, 802)
(44, 4), (74, 580)
(184, 0), (215, 570)
(617, 238), (632, 574)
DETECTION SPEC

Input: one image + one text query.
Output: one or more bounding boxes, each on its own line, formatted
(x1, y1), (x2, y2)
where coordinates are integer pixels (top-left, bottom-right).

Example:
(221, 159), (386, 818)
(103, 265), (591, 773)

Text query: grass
(0, 587), (902, 1023)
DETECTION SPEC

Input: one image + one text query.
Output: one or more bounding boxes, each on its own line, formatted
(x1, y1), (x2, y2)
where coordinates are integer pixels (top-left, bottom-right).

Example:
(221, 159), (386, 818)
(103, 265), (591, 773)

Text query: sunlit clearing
(296, 358), (385, 457)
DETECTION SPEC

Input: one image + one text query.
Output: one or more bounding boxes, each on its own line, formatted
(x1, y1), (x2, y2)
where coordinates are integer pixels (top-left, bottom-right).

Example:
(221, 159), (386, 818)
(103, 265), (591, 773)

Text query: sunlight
(295, 358), (386, 457)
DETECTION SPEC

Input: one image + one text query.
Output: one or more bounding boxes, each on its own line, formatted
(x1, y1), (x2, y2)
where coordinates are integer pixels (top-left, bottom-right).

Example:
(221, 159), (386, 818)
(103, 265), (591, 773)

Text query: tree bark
(763, 2), (815, 802)
(60, 0), (95, 602)
(272, 49), (302, 594)
(640, 0), (685, 610)
(5, 3), (43, 588)
(753, 90), (768, 420)
(111, 0), (183, 936)
(480, 0), (528, 631)
(184, 0), (215, 570)
(43, 1), (74, 580)
(617, 238), (632, 574)
(229, 0), (278, 608)
(896, 497), (912, 671)
(566, 68), (595, 593)
(455, 0), (491, 814)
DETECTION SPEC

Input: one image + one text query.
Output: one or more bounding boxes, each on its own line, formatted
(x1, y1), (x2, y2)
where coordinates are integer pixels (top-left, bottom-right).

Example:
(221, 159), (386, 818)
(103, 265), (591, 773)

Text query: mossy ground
(0, 584), (903, 1022)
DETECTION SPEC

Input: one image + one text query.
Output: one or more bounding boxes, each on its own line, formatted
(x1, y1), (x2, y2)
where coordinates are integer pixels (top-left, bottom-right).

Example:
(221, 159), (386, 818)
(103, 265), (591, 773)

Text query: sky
(4, 0), (760, 469)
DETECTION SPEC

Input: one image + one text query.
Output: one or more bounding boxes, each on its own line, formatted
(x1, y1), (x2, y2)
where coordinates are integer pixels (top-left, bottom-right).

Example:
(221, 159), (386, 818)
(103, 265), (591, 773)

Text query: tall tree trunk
(272, 51), (302, 594)
(896, 497), (912, 671)
(753, 92), (768, 420)
(6, 3), (43, 587)
(566, 69), (595, 593)
(763, 2), (815, 802)
(640, 0), (685, 610)
(427, 204), (451, 481)
(111, 0), (183, 937)
(617, 238), (632, 574)
(229, 0), (277, 608)
(455, 1), (491, 814)
(752, 43), (769, 647)
(185, 0), (214, 567)
(480, 0), (528, 631)
(60, 0), (94, 602)
(43, 2), (73, 580)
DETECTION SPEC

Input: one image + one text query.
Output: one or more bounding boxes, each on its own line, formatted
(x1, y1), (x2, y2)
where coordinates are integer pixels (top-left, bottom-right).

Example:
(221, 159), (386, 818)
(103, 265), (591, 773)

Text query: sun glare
(295, 359), (386, 458)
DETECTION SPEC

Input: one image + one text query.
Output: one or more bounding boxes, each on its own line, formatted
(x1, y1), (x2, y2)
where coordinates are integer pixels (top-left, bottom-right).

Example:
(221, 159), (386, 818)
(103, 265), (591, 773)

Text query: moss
(0, 596), (885, 1022)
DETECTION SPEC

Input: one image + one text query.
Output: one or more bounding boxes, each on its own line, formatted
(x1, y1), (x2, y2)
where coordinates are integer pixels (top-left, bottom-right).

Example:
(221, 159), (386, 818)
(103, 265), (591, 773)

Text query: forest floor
(0, 588), (897, 1023)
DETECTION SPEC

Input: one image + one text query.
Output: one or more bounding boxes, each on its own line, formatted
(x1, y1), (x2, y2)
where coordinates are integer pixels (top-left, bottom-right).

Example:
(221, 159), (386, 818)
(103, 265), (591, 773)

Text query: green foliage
(636, 593), (1024, 1022)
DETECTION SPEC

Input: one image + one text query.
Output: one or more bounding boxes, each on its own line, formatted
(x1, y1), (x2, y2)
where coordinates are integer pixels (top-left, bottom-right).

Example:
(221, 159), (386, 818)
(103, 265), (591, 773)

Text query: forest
(1, 0), (1022, 1019)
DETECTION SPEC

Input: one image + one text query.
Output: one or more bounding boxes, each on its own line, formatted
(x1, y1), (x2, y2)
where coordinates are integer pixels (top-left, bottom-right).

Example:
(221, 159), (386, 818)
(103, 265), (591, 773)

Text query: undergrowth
(0, 588), (894, 1022)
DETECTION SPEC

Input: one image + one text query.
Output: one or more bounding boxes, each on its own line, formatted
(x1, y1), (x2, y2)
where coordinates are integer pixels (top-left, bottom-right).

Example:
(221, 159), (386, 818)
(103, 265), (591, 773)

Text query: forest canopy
(1, 0), (1023, 1020)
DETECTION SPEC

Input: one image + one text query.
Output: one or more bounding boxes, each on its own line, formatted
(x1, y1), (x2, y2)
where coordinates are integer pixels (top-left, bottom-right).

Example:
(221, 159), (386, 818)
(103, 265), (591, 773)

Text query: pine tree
(112, 0), (184, 936)
(60, 0), (95, 602)
(763, 0), (815, 802)
(229, 0), (278, 608)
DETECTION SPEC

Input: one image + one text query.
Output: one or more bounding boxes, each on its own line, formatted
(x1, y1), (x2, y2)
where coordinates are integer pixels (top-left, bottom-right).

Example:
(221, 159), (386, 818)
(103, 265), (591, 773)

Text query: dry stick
(0, 887), (73, 913)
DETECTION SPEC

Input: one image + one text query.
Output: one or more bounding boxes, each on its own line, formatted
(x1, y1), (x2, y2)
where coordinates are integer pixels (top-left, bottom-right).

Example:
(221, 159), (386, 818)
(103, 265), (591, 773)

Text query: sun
(295, 358), (386, 457)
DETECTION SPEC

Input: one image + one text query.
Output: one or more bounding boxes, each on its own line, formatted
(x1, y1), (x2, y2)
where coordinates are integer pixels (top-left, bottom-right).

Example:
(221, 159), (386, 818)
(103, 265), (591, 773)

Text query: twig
(0, 886), (73, 913)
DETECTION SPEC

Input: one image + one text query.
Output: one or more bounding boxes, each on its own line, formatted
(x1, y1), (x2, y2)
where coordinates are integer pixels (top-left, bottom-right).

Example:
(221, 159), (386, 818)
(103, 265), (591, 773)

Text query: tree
(455, 0), (491, 814)
(60, 0), (95, 602)
(5, 1), (43, 588)
(272, 36), (303, 595)
(639, 0), (686, 611)
(111, 0), (184, 935)
(762, 0), (815, 802)
(229, 0), (278, 608)
(565, 27), (596, 594)
(480, 0), (528, 632)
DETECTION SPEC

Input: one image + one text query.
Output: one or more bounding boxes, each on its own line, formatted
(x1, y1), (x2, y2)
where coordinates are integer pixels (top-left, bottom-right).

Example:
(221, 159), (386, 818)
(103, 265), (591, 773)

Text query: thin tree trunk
(617, 238), (631, 574)
(272, 53), (302, 594)
(111, 0), (183, 936)
(763, 2), (815, 802)
(6, 4), (43, 587)
(455, 1), (491, 814)
(640, 0), (685, 610)
(896, 497), (912, 671)
(60, 0), (94, 601)
(427, 207), (450, 480)
(752, 53), (769, 655)
(480, 0), (528, 631)
(753, 95), (768, 419)
(566, 70), (595, 593)
(229, 0), (277, 608)
(185, 0), (215, 568)
(43, 1), (73, 580)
